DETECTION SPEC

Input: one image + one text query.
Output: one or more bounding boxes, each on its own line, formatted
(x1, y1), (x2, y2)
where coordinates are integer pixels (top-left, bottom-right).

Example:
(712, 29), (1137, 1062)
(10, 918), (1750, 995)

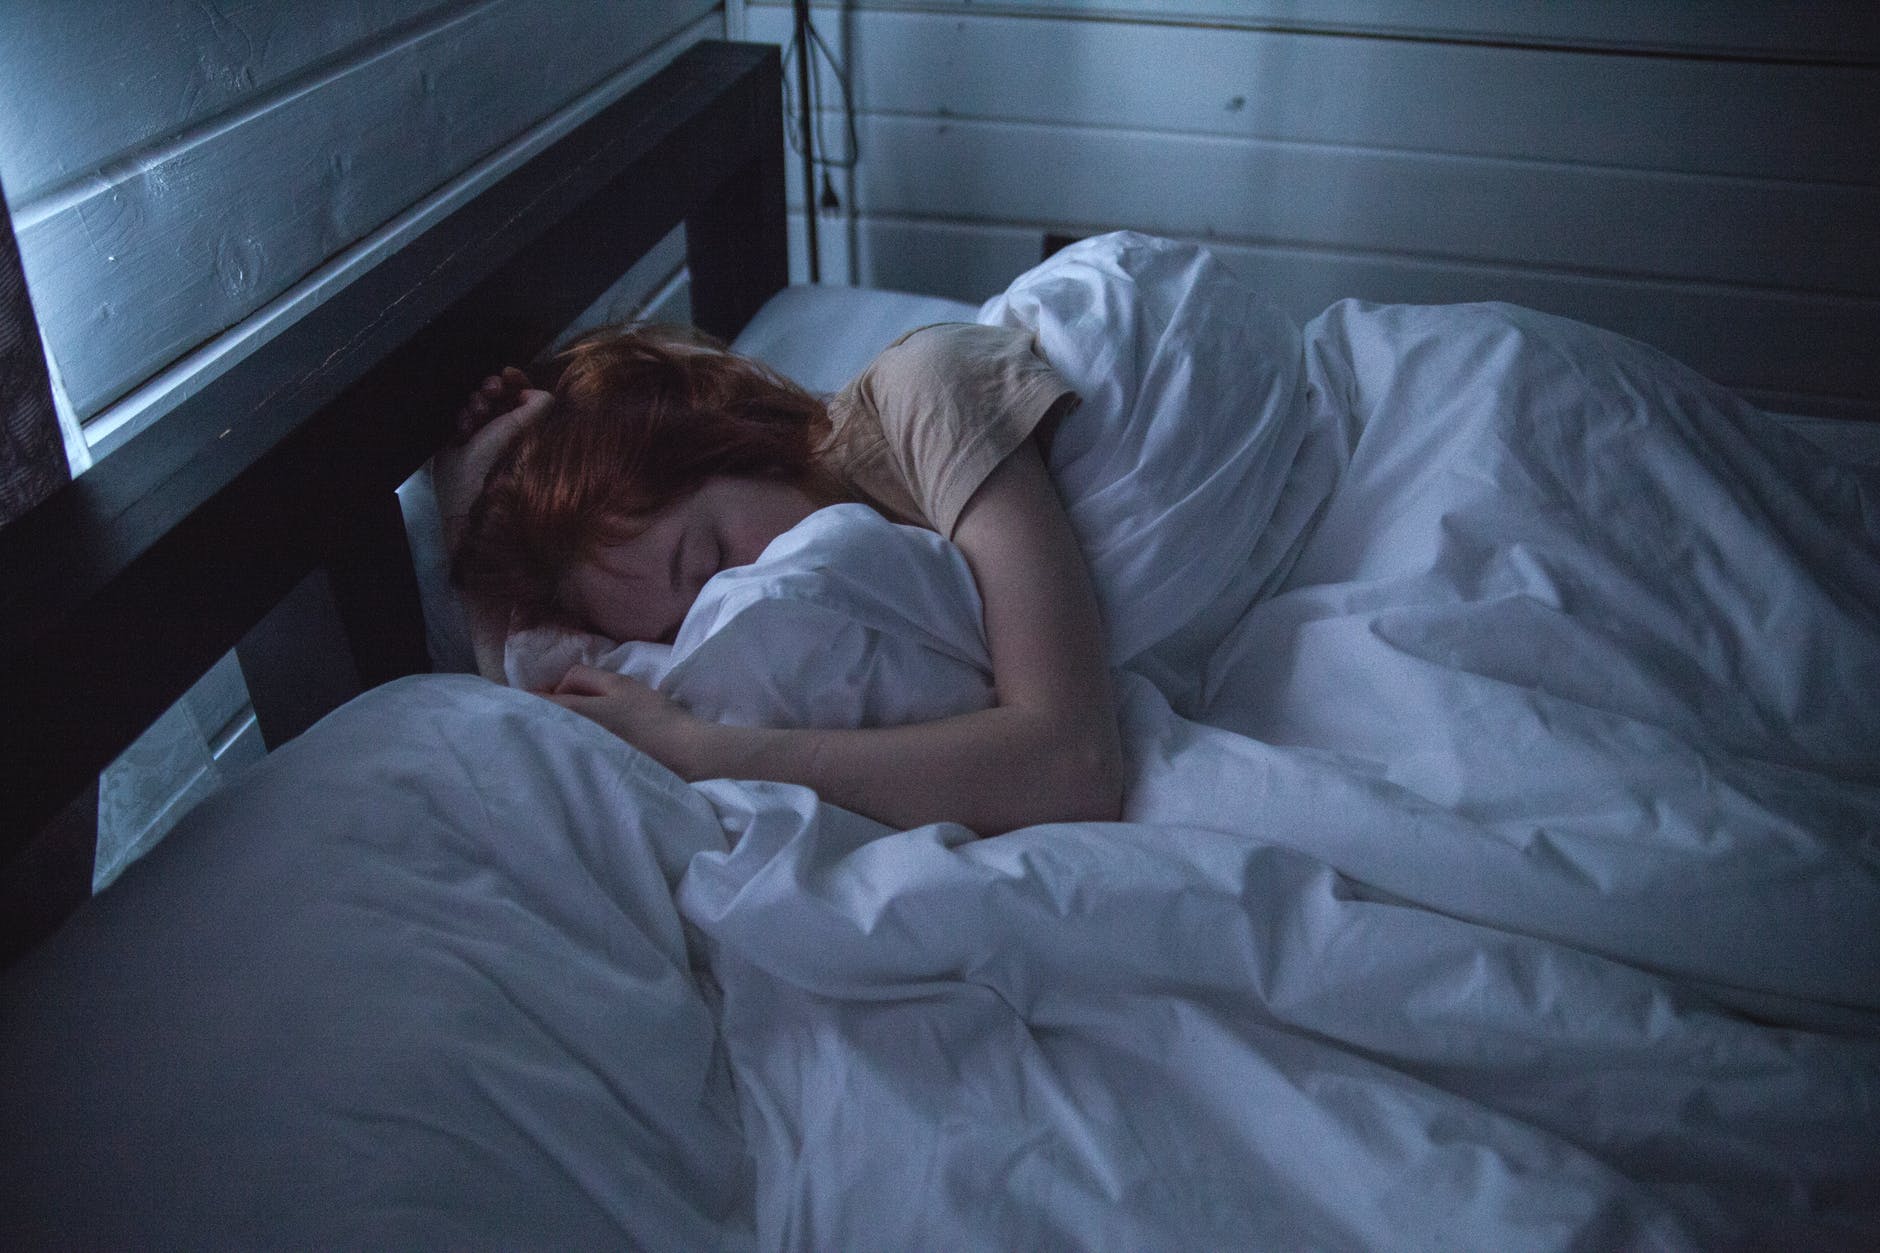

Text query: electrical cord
(783, 6), (860, 232)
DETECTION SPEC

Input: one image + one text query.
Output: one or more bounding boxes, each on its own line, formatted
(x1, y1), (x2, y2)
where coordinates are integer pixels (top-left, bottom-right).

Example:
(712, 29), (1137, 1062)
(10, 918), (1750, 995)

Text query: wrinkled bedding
(672, 242), (1880, 1246)
(6, 234), (1878, 1249)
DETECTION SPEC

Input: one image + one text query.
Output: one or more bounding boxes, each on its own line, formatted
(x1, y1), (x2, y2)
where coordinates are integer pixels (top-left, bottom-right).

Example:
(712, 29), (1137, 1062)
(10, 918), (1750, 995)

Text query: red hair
(452, 323), (836, 626)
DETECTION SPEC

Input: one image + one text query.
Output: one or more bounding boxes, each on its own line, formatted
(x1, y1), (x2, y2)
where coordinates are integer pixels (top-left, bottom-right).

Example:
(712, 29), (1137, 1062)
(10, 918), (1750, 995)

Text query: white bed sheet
(8, 243), (1879, 1248)
(2, 678), (754, 1249)
(681, 764), (1878, 1250)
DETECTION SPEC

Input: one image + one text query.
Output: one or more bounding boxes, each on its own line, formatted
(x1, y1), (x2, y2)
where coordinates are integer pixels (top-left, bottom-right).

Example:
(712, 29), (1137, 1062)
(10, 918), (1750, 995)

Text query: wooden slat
(689, 138), (790, 339)
(235, 572), (368, 752)
(0, 39), (787, 866)
(837, 115), (1880, 297)
(0, 782), (97, 972)
(851, 216), (1880, 421)
(744, 1), (1880, 417)
(749, 0), (1880, 62)
(78, 11), (727, 461)
(747, 7), (1880, 184)
(10, 0), (719, 420)
(556, 226), (691, 344)
(0, 0), (459, 204)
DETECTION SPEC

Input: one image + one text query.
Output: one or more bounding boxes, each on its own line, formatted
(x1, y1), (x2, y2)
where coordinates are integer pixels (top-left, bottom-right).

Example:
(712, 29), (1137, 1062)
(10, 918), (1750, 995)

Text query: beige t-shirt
(822, 323), (1080, 538)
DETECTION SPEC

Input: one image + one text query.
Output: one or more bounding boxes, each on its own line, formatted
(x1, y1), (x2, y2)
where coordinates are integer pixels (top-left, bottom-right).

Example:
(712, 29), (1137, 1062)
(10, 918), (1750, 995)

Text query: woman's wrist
(674, 719), (810, 789)
(674, 717), (741, 783)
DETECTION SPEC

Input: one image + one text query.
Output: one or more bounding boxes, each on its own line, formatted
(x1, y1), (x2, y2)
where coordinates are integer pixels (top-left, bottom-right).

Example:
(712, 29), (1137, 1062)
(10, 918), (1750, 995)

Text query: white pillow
(508, 503), (996, 730)
(0, 677), (751, 1247)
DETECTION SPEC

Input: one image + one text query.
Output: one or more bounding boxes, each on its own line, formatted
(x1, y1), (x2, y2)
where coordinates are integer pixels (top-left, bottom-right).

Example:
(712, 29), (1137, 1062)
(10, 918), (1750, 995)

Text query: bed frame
(0, 40), (787, 965)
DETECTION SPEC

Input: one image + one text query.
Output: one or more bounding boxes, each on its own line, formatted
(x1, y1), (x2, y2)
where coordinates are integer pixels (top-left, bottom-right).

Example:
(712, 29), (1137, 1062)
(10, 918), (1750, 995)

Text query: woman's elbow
(972, 711), (1125, 835)
(1050, 725), (1126, 824)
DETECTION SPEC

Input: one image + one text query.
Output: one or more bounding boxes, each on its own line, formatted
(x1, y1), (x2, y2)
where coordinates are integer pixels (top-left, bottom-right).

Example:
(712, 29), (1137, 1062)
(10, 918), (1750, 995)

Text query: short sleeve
(838, 323), (1079, 538)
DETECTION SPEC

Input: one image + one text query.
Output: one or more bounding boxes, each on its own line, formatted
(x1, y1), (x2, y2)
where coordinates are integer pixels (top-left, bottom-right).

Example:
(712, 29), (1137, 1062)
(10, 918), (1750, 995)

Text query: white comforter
(663, 244), (1880, 1248)
(8, 236), (1876, 1249)
(495, 234), (1880, 1247)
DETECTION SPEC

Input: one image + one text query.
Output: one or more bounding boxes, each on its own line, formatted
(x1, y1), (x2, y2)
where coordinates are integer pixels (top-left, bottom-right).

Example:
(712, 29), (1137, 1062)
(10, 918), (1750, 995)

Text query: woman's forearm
(685, 704), (1122, 836)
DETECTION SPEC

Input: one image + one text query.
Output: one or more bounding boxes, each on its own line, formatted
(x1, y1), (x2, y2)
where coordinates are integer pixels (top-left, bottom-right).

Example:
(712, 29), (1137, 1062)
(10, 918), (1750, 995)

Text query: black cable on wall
(791, 0), (819, 282)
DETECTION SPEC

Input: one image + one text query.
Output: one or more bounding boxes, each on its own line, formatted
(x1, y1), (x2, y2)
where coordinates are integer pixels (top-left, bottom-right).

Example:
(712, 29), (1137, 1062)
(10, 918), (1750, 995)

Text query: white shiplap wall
(742, 0), (1880, 421)
(1, 0), (722, 456)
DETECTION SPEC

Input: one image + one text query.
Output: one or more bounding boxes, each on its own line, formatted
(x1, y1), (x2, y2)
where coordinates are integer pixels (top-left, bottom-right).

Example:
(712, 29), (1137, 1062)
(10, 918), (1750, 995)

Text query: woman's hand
(545, 665), (709, 779)
(433, 367), (552, 548)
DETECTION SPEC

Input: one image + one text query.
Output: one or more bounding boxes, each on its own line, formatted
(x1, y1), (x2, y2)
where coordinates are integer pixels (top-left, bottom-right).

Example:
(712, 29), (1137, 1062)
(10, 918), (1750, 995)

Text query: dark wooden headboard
(0, 40), (787, 962)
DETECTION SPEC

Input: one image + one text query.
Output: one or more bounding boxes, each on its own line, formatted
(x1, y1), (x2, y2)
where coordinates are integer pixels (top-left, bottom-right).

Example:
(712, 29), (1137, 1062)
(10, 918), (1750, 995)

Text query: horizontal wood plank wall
(0, 0), (720, 424)
(746, 1), (1880, 420)
(837, 0), (1880, 61)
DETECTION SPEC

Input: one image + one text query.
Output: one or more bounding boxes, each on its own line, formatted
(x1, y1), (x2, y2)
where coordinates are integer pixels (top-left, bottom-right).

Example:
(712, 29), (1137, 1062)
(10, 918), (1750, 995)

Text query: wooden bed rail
(0, 40), (786, 958)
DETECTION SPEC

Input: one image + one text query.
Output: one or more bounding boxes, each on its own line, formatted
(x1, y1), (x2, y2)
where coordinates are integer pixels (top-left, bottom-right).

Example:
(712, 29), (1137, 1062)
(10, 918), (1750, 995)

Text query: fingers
(540, 693), (606, 735)
(452, 368), (542, 443)
(552, 663), (630, 697)
(533, 670), (698, 776)
(452, 375), (504, 439)
(504, 389), (554, 426)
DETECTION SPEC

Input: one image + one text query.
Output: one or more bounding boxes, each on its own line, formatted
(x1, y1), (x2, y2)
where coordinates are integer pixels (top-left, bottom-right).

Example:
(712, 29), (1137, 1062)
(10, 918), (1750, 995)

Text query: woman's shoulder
(875, 321), (1035, 368)
(849, 322), (1056, 405)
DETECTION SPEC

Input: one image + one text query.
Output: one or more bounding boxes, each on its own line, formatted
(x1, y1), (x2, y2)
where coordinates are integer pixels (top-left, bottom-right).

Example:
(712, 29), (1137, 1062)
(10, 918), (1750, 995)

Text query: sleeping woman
(435, 322), (1122, 836)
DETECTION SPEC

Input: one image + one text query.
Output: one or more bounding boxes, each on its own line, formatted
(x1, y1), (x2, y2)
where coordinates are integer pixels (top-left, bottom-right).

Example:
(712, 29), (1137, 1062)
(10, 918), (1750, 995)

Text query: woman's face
(561, 475), (822, 644)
